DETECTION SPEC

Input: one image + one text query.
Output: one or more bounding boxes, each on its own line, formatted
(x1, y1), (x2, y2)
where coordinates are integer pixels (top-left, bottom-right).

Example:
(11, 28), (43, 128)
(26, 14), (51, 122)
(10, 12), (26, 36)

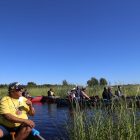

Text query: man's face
(11, 89), (23, 99)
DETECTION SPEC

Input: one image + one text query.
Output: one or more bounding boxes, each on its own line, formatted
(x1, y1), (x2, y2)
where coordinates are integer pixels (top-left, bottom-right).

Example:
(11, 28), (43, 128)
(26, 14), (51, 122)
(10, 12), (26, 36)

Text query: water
(29, 103), (70, 140)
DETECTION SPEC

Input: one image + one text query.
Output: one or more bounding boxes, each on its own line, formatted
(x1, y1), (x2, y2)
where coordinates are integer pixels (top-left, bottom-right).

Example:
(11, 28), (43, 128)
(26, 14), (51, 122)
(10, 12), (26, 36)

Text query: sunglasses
(16, 89), (23, 92)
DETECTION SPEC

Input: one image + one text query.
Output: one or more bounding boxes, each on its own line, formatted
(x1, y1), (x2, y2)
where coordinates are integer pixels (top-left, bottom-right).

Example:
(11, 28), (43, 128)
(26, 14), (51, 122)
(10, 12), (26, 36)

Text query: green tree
(62, 80), (68, 86)
(27, 82), (37, 87)
(87, 77), (99, 87)
(0, 84), (8, 88)
(99, 78), (108, 86)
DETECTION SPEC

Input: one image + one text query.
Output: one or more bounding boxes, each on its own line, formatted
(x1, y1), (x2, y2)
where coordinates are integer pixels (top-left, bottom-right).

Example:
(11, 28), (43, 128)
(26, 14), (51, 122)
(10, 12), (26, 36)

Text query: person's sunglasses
(16, 89), (22, 92)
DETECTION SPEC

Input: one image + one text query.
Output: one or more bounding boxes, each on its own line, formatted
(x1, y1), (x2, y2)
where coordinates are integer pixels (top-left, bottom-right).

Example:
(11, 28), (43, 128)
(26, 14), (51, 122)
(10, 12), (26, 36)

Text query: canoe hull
(28, 96), (43, 103)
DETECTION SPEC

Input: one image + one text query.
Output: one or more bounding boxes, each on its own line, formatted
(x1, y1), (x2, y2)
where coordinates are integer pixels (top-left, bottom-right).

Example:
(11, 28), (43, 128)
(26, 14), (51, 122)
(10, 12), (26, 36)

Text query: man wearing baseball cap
(0, 82), (35, 140)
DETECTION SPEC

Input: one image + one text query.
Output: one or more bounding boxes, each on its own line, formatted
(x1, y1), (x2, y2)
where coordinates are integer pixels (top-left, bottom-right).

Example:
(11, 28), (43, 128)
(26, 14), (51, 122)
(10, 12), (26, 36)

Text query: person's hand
(23, 119), (35, 128)
(26, 100), (33, 107)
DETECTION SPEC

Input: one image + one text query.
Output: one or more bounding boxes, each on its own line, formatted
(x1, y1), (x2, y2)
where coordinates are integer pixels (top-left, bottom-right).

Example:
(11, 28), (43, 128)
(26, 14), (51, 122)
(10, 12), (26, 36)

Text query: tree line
(87, 77), (108, 87)
(62, 77), (108, 87)
(0, 77), (108, 88)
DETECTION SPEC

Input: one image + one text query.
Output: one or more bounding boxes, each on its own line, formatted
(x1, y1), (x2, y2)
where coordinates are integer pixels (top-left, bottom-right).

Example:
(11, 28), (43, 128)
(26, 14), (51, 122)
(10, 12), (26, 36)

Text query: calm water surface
(29, 103), (70, 140)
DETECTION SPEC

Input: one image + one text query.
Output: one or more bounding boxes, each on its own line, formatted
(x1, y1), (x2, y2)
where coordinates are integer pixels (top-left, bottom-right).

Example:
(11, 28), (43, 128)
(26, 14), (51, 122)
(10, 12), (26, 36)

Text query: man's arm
(3, 114), (35, 128)
(81, 91), (90, 100)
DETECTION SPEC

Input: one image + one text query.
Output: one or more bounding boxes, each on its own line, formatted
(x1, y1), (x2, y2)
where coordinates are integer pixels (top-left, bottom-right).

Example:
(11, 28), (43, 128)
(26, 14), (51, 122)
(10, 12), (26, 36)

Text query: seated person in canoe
(48, 88), (55, 98)
(67, 88), (76, 101)
(0, 82), (35, 140)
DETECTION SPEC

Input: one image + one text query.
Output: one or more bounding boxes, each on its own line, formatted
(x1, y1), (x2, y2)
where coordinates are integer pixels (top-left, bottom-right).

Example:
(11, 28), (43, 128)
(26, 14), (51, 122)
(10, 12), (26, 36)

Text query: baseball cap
(8, 82), (23, 92)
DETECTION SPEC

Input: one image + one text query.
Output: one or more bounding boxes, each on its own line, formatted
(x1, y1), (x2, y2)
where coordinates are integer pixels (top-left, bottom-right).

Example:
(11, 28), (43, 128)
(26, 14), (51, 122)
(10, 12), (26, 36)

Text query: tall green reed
(67, 99), (140, 140)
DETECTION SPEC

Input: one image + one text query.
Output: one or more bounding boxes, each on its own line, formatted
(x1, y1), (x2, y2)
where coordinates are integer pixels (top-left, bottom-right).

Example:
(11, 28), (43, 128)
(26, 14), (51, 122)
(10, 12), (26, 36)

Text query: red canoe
(28, 96), (43, 103)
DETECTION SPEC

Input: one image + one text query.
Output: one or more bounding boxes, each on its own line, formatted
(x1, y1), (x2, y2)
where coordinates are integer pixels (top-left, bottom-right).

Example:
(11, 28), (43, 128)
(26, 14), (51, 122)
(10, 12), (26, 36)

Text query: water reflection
(47, 104), (57, 117)
(29, 103), (69, 140)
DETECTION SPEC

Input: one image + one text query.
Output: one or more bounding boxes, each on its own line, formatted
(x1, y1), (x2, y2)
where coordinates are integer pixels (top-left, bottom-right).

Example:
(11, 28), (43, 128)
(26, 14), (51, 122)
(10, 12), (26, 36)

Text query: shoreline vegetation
(0, 84), (140, 98)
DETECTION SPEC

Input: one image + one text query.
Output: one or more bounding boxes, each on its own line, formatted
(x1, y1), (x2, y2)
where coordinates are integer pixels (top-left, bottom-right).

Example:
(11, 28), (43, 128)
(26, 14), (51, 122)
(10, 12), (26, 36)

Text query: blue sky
(0, 0), (140, 85)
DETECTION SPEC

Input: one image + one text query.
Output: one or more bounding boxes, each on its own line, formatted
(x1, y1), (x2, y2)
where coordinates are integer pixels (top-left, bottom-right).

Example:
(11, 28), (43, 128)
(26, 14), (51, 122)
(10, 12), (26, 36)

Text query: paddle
(32, 128), (46, 140)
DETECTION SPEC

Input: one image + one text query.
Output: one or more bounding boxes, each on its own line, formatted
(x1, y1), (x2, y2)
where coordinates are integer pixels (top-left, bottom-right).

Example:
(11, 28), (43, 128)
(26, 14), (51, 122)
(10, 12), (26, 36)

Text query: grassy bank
(0, 85), (140, 98)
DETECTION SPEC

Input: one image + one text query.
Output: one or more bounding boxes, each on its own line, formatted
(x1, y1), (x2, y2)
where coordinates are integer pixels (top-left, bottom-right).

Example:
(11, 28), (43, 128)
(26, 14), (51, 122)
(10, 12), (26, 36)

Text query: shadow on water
(29, 103), (70, 140)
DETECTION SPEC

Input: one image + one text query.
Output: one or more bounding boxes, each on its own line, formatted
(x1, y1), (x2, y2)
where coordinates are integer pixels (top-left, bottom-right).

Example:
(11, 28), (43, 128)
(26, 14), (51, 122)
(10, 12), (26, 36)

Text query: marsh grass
(88, 85), (140, 97)
(67, 100), (140, 140)
(0, 88), (7, 97)
(0, 85), (140, 98)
